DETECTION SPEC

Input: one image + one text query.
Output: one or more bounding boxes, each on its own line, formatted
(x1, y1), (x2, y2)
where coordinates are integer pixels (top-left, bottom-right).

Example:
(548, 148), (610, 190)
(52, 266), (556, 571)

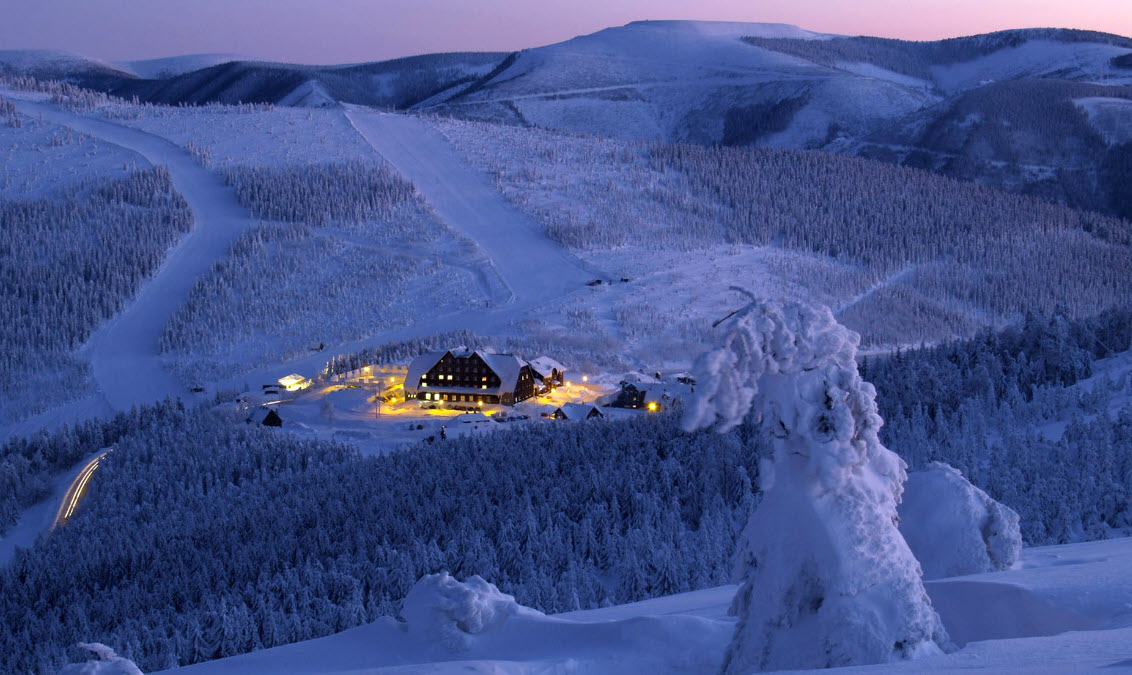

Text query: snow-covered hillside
(158, 537), (1132, 674)
(118, 54), (247, 79)
(424, 20), (934, 147)
(0, 49), (134, 81)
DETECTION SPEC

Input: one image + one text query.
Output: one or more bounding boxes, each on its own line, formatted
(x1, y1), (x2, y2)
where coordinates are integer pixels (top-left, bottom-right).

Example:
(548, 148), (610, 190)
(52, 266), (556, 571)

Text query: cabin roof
(528, 356), (566, 378)
(405, 349), (528, 394)
(556, 403), (603, 419)
(404, 350), (448, 392)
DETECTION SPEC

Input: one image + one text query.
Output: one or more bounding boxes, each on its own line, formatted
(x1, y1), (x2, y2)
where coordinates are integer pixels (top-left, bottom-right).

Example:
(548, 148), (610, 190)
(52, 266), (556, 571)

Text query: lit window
(447, 375), (453, 380)
(481, 385), (487, 389)
(482, 376), (487, 382)
(422, 382), (428, 387)
(425, 393), (431, 400)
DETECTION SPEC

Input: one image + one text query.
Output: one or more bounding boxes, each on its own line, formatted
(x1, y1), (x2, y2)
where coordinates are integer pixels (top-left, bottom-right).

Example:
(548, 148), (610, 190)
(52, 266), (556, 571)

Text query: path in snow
(343, 107), (598, 304)
(834, 263), (917, 317)
(11, 100), (255, 411)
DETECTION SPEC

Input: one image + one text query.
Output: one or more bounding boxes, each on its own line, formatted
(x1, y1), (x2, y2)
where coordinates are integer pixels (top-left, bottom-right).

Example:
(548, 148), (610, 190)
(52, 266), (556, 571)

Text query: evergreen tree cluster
(223, 161), (417, 226)
(158, 161), (481, 379)
(0, 167), (192, 424)
(0, 95), (19, 128)
(0, 407), (757, 673)
(438, 117), (1132, 347)
(863, 309), (1132, 543)
(0, 402), (186, 535)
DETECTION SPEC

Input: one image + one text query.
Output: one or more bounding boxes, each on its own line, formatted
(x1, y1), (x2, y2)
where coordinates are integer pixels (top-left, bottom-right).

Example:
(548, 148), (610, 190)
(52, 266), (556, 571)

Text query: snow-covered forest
(436, 118), (1132, 347)
(159, 161), (482, 377)
(864, 308), (1132, 543)
(0, 166), (191, 424)
(0, 405), (758, 673)
(3, 306), (1130, 672)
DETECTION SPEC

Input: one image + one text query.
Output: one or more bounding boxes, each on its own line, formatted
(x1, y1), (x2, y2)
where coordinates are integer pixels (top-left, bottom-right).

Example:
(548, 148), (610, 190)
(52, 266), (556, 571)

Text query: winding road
(52, 450), (110, 530)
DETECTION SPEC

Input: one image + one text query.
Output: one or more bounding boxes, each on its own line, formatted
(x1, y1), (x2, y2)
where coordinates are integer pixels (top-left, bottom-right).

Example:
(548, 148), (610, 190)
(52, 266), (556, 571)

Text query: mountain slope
(102, 52), (508, 109)
(8, 23), (1132, 213)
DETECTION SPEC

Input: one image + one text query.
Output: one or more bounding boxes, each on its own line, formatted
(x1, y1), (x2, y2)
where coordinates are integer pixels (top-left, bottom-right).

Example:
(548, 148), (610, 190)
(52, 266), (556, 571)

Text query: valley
(0, 15), (1130, 675)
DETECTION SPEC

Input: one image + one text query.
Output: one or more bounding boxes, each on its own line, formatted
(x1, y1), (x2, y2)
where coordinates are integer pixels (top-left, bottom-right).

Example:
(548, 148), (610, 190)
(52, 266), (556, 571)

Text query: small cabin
(248, 407), (283, 427)
(277, 374), (310, 392)
(553, 403), (604, 421)
(527, 356), (567, 389)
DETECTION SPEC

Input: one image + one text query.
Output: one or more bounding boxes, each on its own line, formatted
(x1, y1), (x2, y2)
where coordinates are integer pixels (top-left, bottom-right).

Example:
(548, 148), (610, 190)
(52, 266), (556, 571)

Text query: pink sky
(1, 0), (1129, 64)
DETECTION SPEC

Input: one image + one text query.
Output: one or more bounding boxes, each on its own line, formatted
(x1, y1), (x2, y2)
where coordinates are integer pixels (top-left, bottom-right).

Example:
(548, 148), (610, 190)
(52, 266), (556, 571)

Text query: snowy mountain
(117, 54), (249, 79)
(101, 52), (507, 110)
(0, 49), (135, 82)
(20, 21), (1132, 214)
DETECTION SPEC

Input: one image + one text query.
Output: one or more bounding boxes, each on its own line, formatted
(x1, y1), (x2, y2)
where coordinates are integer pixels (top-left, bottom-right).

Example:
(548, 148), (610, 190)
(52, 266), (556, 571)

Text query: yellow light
(647, 401), (658, 412)
(582, 375), (588, 382)
(478, 400), (483, 407)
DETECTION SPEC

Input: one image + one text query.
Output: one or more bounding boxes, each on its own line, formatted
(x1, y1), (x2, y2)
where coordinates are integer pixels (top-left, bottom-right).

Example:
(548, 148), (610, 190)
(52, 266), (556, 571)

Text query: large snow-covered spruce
(900, 462), (1022, 579)
(683, 297), (949, 672)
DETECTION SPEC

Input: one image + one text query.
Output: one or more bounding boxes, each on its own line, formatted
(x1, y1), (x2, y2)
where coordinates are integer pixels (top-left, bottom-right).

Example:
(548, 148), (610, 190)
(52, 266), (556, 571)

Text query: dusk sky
(1, 0), (1130, 64)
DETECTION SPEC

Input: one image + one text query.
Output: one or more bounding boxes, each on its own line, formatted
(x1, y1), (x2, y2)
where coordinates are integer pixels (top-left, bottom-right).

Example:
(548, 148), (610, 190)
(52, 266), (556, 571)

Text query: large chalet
(404, 349), (539, 406)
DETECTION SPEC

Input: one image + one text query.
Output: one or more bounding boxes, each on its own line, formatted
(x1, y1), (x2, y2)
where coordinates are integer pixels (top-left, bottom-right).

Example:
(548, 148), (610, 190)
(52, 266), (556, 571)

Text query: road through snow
(11, 100), (256, 411)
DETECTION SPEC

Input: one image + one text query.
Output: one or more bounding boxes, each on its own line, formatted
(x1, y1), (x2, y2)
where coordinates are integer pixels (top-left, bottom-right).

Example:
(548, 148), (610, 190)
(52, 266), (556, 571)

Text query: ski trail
(11, 100), (256, 411)
(835, 264), (918, 316)
(343, 107), (599, 306)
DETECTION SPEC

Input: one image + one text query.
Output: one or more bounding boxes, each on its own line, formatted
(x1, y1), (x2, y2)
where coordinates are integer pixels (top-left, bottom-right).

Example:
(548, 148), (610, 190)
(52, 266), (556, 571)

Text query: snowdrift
(900, 462), (1022, 579)
(159, 537), (1132, 674)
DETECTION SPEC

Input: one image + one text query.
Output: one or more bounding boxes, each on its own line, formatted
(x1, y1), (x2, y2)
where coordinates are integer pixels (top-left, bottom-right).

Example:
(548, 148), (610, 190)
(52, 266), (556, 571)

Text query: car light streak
(51, 449), (110, 530)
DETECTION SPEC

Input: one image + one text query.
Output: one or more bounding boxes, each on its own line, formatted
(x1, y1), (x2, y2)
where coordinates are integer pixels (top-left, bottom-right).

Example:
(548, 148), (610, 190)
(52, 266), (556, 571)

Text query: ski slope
(159, 536), (1132, 674)
(7, 97), (256, 410)
(344, 107), (598, 304)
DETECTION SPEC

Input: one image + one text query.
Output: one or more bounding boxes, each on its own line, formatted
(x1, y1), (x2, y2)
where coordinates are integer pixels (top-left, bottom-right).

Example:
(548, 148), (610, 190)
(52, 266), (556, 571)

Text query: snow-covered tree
(683, 295), (950, 672)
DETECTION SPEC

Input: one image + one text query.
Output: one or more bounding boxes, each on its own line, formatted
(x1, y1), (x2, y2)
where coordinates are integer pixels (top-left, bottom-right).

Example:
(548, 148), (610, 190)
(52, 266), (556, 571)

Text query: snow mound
(56, 643), (144, 675)
(401, 573), (520, 650)
(684, 297), (949, 672)
(900, 462), (1022, 579)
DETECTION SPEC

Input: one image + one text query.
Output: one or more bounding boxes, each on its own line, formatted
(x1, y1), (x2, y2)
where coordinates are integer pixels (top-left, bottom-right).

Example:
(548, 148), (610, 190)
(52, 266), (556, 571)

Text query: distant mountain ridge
(3, 21), (1131, 216)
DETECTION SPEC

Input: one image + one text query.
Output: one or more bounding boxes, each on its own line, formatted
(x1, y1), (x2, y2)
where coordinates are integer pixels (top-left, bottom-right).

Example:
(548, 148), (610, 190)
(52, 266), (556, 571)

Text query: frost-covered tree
(683, 295), (949, 672)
